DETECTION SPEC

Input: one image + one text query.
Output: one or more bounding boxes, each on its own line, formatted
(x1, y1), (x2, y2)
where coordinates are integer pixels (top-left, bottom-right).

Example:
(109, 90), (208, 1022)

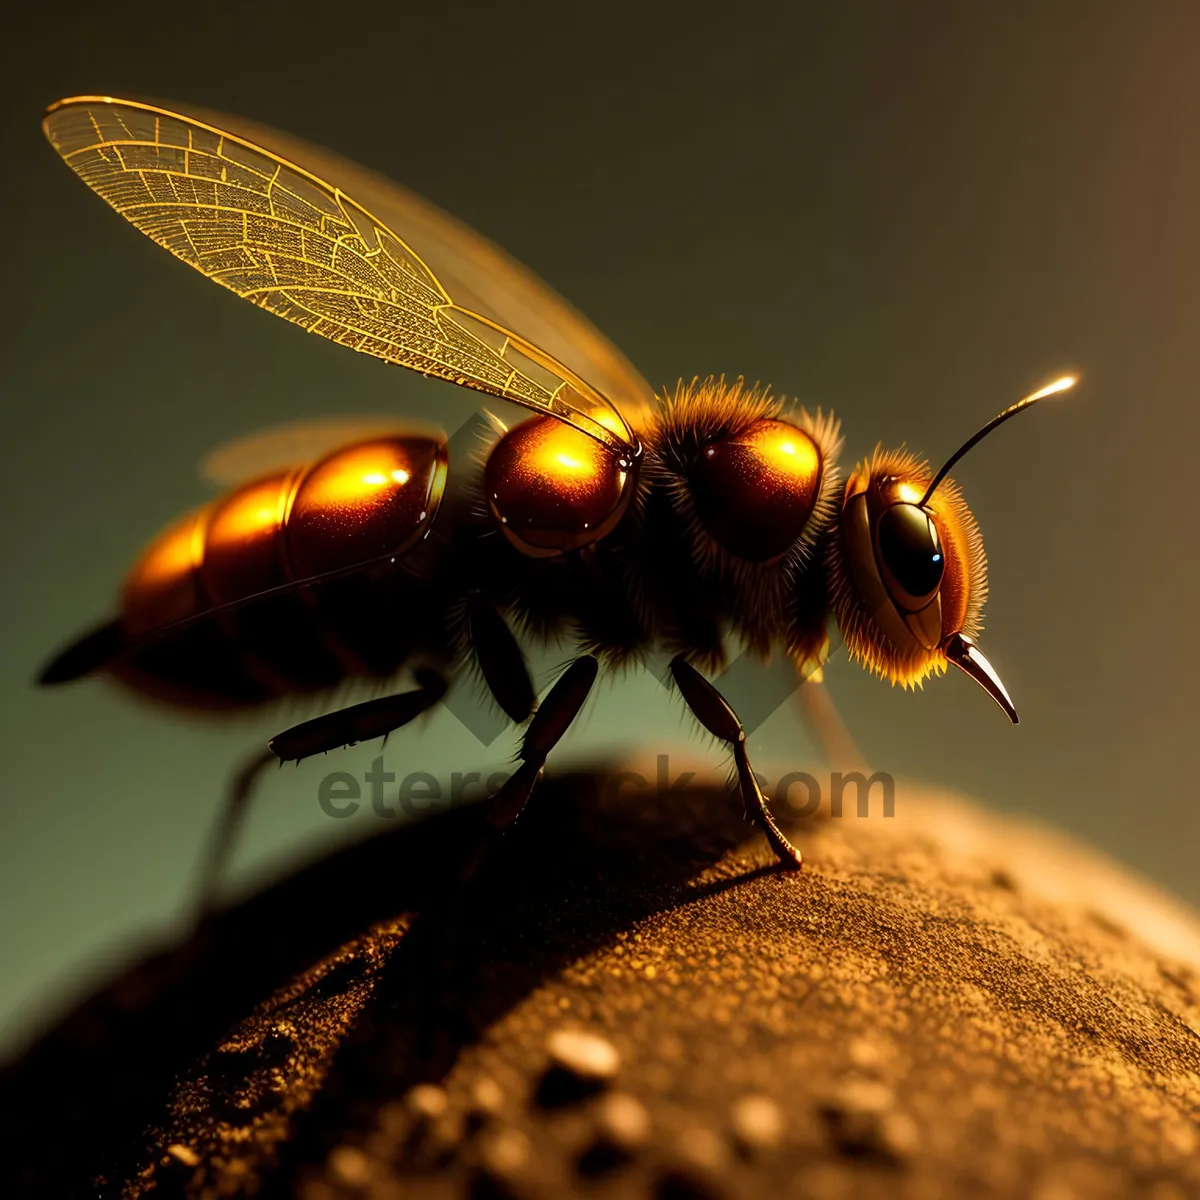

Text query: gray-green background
(2, 1), (1197, 1054)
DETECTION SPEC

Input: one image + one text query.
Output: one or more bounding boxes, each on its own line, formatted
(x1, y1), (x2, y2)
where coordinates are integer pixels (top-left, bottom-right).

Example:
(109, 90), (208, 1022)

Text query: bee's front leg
(669, 655), (804, 870)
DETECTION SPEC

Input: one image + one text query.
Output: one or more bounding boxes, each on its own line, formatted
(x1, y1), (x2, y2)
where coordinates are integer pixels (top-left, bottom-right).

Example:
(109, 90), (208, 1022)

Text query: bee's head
(825, 375), (1077, 722)
(827, 447), (991, 694)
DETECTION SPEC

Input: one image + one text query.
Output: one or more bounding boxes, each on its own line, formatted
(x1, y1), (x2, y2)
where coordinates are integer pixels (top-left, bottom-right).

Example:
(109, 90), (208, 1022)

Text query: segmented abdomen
(115, 436), (448, 707)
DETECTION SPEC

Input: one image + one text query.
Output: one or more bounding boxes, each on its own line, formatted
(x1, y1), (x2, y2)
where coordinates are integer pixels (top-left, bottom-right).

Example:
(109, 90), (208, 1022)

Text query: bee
(37, 96), (1075, 885)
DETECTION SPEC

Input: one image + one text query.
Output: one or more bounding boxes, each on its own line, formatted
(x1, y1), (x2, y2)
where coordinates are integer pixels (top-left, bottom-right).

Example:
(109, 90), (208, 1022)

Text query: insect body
(38, 96), (1074, 878)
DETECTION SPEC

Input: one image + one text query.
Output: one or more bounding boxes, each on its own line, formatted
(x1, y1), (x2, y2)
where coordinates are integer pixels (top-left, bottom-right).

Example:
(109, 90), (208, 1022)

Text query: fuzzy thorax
(649, 376), (843, 580)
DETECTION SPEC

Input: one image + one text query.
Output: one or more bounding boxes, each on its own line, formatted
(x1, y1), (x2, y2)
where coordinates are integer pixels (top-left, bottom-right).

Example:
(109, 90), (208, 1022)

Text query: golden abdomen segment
(483, 416), (638, 557)
(122, 435), (448, 637)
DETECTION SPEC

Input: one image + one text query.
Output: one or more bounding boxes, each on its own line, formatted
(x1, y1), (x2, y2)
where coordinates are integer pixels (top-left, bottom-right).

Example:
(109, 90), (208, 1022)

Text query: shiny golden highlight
(200, 472), (293, 606)
(483, 416), (638, 557)
(744, 420), (821, 482)
(122, 511), (208, 635)
(286, 438), (447, 578)
(120, 436), (447, 639)
(298, 444), (420, 511)
(651, 376), (843, 574)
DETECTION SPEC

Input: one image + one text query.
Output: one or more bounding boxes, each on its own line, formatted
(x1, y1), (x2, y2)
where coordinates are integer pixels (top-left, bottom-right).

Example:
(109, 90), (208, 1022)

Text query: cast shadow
(0, 761), (807, 1197)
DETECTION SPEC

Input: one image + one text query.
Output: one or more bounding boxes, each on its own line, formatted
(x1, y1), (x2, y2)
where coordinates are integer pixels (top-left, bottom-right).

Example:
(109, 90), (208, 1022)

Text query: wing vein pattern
(44, 99), (634, 452)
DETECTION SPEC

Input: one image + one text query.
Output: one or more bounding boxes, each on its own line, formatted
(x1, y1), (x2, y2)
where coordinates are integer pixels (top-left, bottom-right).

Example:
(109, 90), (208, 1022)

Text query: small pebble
(477, 1126), (530, 1178)
(404, 1082), (449, 1122)
(595, 1092), (651, 1151)
(426, 1110), (467, 1158)
(326, 1143), (371, 1188)
(659, 1127), (730, 1199)
(1164, 1119), (1199, 1157)
(678, 1126), (730, 1173)
(729, 1094), (784, 1152)
(832, 1078), (893, 1115)
(819, 1079), (916, 1162)
(878, 1110), (919, 1158)
(547, 1028), (620, 1082)
(847, 1037), (887, 1072)
(471, 1075), (505, 1119)
(166, 1143), (200, 1168)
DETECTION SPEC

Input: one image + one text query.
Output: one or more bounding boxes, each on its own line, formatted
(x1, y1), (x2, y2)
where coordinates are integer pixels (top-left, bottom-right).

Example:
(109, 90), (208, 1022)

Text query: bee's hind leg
(191, 745), (278, 924)
(267, 668), (448, 762)
(670, 655), (804, 869)
(191, 669), (449, 921)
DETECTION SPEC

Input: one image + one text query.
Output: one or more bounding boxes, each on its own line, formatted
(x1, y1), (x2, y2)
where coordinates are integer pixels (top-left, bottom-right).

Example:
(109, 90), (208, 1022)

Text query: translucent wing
(200, 414), (443, 486)
(177, 103), (657, 427)
(44, 96), (647, 454)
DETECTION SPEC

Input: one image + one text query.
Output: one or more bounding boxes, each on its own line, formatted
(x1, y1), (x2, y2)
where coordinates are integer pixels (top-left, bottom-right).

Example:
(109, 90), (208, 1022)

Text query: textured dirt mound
(3, 755), (1199, 1199)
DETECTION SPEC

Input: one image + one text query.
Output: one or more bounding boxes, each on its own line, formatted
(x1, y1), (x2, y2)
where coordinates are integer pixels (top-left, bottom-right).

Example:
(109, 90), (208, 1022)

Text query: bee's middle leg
(670, 655), (803, 869)
(485, 655), (599, 833)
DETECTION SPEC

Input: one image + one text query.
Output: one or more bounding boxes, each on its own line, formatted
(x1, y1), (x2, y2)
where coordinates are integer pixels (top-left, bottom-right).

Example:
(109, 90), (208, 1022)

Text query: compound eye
(876, 502), (945, 609)
(688, 418), (822, 563)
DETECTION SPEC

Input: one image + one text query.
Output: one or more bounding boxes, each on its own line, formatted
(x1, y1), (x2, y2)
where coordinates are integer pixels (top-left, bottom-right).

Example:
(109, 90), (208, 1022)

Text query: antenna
(920, 374), (1077, 508)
